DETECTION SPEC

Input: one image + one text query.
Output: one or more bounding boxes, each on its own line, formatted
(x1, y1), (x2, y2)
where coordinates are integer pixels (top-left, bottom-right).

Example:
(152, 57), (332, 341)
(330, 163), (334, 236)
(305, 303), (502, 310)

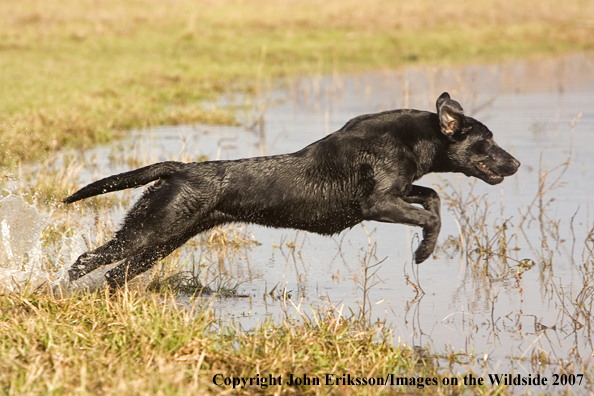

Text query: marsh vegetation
(1, 1), (594, 394)
(1, 53), (593, 394)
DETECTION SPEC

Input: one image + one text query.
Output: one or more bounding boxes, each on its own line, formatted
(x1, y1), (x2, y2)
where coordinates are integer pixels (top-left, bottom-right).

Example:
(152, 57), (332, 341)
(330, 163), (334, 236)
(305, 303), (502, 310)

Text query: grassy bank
(1, 0), (593, 167)
(0, 290), (505, 395)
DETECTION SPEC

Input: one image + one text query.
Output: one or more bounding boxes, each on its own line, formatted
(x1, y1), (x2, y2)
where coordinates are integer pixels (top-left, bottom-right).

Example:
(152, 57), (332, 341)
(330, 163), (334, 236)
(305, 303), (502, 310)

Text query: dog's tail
(63, 161), (184, 204)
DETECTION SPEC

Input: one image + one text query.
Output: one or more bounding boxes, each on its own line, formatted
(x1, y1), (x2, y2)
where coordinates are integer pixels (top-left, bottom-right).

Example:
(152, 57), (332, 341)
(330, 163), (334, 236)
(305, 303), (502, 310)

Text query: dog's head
(436, 92), (520, 185)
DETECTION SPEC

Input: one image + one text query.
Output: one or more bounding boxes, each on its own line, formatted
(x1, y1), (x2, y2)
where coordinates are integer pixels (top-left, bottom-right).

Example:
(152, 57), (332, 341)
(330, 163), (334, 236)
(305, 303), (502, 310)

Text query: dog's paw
(68, 266), (85, 282)
(104, 271), (124, 292)
(413, 241), (435, 264)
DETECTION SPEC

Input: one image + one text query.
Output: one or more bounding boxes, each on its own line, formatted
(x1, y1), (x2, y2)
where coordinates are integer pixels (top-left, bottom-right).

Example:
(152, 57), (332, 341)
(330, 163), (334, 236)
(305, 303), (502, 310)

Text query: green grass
(0, 289), (506, 395)
(1, 0), (593, 168)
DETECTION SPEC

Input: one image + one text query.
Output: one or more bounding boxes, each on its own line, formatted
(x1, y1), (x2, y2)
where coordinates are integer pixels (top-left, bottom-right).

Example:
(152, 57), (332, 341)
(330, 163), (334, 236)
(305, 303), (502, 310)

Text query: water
(0, 195), (92, 292)
(0, 195), (49, 292)
(2, 53), (594, 392)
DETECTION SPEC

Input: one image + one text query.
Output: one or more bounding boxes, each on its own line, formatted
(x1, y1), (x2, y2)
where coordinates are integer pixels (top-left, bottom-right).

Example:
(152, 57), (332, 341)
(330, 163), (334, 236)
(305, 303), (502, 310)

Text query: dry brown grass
(0, 289), (508, 395)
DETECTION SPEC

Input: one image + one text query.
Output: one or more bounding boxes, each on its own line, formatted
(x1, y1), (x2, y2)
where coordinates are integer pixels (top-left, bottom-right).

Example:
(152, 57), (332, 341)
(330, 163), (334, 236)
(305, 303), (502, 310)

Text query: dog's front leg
(401, 185), (441, 263)
(361, 189), (440, 263)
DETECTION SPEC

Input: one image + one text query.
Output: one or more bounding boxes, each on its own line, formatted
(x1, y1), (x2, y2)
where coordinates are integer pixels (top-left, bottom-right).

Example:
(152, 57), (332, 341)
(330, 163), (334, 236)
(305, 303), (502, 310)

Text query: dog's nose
(499, 154), (521, 177)
(512, 157), (521, 172)
(504, 156), (521, 176)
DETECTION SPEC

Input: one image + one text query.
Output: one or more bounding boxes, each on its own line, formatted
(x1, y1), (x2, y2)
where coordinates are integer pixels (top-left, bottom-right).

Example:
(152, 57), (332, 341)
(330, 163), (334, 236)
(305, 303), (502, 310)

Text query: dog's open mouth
(477, 161), (504, 183)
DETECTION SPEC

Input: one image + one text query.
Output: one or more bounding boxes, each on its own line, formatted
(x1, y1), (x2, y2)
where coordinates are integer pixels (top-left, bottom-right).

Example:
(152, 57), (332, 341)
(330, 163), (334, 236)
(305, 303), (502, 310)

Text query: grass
(1, 0), (594, 168)
(0, 289), (507, 395)
(2, 2), (594, 393)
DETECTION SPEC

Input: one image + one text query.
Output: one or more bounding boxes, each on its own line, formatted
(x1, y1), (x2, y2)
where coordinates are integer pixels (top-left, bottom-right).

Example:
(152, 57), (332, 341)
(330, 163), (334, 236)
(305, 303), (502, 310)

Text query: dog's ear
(436, 92), (464, 137)
(436, 92), (451, 110)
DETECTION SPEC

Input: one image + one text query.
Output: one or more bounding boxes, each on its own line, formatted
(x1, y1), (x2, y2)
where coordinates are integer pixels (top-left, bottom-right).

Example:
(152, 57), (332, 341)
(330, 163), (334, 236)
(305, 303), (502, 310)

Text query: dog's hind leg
(401, 185), (441, 264)
(68, 239), (135, 282)
(103, 238), (191, 290)
(67, 192), (179, 283)
(103, 210), (237, 289)
(361, 191), (440, 264)
(69, 175), (221, 282)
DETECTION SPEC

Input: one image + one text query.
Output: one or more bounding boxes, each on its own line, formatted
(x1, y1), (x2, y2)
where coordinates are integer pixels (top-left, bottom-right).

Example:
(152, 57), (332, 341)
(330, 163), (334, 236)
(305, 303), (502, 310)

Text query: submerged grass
(0, 289), (506, 395)
(2, 0), (594, 167)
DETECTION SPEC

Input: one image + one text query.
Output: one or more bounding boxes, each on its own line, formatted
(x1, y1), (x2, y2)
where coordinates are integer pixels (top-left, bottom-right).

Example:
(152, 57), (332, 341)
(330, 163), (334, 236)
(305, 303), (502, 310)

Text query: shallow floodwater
(3, 53), (594, 392)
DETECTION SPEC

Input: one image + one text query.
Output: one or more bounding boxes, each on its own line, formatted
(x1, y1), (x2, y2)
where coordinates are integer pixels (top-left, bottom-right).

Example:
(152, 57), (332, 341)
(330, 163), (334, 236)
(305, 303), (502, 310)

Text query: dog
(63, 92), (520, 289)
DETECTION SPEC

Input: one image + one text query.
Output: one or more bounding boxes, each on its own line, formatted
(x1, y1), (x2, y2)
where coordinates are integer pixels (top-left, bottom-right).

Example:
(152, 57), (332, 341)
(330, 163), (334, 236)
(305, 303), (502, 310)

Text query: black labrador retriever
(64, 92), (520, 289)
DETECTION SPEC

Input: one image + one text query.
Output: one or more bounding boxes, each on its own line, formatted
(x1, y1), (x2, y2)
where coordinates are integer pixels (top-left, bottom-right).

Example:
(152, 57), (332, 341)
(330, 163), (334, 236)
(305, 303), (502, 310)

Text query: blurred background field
(1, 0), (593, 167)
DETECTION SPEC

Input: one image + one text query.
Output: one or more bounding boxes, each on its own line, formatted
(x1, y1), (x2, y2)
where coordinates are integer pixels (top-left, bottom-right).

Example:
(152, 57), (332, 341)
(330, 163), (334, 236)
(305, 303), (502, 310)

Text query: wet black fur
(64, 92), (520, 289)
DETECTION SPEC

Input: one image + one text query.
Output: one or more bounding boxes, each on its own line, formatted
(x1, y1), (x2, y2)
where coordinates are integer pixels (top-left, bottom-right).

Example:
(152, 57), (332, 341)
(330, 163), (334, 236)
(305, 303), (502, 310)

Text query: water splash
(0, 195), (50, 291)
(0, 195), (89, 293)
